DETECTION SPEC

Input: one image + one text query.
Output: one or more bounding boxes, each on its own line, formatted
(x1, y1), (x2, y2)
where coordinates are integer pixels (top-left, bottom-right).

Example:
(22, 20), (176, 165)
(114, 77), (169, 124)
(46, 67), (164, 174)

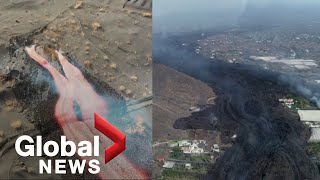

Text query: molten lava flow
(25, 45), (147, 179)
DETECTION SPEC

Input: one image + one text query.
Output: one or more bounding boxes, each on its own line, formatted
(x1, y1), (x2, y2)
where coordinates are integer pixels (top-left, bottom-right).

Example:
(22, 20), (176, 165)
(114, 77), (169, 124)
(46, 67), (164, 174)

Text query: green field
(286, 95), (313, 109)
(308, 142), (320, 155)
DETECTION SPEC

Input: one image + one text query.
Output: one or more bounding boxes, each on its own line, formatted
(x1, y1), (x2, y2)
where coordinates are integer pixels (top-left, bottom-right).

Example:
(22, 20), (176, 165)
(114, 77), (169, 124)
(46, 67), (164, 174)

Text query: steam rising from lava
(153, 34), (320, 108)
(278, 74), (320, 107)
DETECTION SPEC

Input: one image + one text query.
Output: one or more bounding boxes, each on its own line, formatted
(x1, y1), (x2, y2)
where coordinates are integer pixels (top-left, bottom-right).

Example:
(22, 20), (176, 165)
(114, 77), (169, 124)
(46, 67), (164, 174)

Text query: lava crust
(154, 34), (320, 180)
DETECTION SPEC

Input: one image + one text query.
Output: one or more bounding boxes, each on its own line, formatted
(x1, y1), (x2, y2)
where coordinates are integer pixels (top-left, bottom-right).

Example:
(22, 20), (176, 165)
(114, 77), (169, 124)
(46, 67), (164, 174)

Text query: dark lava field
(153, 33), (320, 180)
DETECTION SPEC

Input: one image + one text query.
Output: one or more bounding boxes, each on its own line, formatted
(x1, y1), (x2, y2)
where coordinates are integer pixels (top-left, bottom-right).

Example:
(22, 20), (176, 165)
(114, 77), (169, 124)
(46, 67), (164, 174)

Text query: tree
(171, 146), (183, 159)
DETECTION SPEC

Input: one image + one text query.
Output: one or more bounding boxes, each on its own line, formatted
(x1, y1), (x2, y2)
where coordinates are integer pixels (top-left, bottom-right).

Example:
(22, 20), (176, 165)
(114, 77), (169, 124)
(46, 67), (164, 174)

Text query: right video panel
(153, 0), (320, 179)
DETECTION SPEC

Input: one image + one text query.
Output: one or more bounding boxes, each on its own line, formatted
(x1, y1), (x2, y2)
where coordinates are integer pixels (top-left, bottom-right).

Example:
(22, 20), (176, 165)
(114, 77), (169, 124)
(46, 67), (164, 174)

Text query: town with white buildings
(154, 139), (221, 179)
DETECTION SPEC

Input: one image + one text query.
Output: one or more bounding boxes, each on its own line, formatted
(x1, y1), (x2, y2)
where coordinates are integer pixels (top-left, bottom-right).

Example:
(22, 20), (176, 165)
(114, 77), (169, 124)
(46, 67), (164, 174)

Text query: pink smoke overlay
(25, 45), (148, 179)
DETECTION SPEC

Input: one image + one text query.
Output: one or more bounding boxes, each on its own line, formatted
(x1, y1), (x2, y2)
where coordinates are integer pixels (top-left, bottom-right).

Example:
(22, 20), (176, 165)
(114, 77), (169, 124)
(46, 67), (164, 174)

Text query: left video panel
(0, 0), (152, 179)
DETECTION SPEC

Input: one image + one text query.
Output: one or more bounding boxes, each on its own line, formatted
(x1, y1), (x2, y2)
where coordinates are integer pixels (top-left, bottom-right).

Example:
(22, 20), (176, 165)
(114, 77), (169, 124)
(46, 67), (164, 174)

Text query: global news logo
(14, 113), (126, 174)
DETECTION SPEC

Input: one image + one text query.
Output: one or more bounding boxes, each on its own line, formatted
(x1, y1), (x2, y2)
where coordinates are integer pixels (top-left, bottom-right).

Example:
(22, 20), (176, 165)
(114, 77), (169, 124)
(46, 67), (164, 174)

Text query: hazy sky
(153, 0), (246, 33)
(154, 0), (247, 16)
(153, 0), (320, 33)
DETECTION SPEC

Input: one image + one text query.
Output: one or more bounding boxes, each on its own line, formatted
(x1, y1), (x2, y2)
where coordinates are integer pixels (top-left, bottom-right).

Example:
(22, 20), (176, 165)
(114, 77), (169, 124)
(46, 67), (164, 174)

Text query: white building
(178, 140), (191, 147)
(179, 140), (206, 155)
(298, 110), (320, 122)
(163, 161), (175, 169)
(168, 141), (178, 147)
(213, 144), (220, 153)
(189, 106), (201, 112)
(181, 146), (193, 154)
(279, 98), (295, 108)
(310, 128), (320, 142)
(181, 145), (204, 155)
(185, 163), (192, 169)
(250, 56), (318, 70)
(298, 110), (320, 142)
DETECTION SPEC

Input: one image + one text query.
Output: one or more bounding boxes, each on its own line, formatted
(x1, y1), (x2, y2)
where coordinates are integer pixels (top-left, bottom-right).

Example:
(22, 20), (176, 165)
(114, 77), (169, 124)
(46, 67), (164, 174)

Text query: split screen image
(1, 0), (320, 179)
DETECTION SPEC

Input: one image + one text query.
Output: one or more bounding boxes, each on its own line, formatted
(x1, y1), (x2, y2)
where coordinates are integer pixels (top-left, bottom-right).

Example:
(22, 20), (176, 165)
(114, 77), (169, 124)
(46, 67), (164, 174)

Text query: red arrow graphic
(94, 113), (126, 163)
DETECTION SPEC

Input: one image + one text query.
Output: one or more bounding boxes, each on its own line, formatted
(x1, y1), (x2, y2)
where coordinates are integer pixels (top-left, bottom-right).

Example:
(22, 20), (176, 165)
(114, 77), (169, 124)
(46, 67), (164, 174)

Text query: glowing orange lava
(25, 45), (148, 179)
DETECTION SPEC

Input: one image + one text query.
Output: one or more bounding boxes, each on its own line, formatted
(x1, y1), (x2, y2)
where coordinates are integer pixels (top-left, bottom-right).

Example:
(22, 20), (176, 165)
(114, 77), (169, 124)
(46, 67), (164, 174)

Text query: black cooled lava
(154, 33), (320, 180)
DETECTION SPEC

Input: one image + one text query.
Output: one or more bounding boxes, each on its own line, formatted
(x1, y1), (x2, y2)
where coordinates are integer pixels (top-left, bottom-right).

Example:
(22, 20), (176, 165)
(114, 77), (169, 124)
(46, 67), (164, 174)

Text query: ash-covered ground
(153, 28), (320, 179)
